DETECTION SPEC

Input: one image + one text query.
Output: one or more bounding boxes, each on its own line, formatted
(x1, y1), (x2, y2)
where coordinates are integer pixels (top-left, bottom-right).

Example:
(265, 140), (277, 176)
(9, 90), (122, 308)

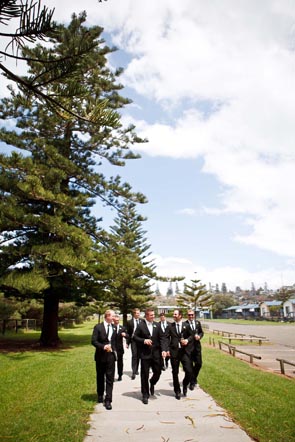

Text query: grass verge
(199, 345), (295, 442)
(0, 322), (96, 442)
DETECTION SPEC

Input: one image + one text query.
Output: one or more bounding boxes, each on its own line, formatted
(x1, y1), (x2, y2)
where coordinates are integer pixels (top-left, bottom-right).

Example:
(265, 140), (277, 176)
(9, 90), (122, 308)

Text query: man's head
(187, 310), (195, 320)
(145, 308), (155, 323)
(104, 309), (115, 324)
(173, 309), (182, 322)
(132, 308), (141, 319)
(113, 314), (120, 325)
(159, 312), (166, 322)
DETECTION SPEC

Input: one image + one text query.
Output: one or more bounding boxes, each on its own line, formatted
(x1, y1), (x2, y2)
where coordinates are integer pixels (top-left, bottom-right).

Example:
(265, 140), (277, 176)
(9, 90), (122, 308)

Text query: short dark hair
(159, 312), (165, 317)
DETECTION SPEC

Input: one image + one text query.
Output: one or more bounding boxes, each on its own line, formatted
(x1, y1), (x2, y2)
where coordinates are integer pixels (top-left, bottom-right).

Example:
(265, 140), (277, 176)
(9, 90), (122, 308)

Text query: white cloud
(152, 253), (294, 292)
(176, 208), (198, 216)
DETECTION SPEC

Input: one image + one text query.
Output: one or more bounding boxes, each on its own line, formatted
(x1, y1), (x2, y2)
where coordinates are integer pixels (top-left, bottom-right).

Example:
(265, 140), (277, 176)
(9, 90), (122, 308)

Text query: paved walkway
(84, 348), (254, 442)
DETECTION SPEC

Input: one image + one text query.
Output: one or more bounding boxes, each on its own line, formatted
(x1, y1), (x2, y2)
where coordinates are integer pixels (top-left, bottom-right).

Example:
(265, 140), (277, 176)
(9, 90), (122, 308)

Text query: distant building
(222, 303), (260, 318)
(260, 300), (283, 318)
(283, 298), (295, 319)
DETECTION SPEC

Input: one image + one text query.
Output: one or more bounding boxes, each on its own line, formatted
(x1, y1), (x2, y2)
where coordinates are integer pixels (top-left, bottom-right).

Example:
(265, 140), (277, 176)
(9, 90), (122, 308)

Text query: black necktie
(107, 324), (110, 339)
(176, 323), (180, 335)
(191, 321), (195, 330)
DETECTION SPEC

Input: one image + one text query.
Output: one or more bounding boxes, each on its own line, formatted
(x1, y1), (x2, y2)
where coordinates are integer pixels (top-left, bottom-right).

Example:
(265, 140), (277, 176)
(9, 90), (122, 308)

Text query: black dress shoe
(131, 374), (136, 380)
(142, 397), (148, 404)
(150, 382), (155, 396)
(175, 392), (181, 400)
(161, 366), (166, 371)
(97, 395), (103, 403)
(189, 383), (195, 391)
(118, 376), (122, 381)
(183, 386), (187, 397)
(105, 401), (112, 410)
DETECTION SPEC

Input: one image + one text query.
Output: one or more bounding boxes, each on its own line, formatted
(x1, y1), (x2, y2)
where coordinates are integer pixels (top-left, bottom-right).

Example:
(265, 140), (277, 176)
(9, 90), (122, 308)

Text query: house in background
(283, 298), (295, 319)
(260, 300), (282, 318)
(222, 303), (260, 319)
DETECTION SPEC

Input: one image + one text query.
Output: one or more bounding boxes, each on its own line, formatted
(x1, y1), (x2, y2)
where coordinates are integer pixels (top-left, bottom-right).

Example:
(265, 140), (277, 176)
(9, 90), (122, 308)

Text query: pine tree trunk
(40, 293), (61, 347)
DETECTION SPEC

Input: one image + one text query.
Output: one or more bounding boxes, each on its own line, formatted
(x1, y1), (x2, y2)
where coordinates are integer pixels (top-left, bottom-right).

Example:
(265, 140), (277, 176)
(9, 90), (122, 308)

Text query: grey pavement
(204, 322), (295, 378)
(84, 348), (254, 442)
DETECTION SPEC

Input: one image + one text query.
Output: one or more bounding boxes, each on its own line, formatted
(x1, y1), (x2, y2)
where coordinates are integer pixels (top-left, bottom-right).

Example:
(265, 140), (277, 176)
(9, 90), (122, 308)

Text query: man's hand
(104, 344), (112, 352)
(144, 339), (153, 346)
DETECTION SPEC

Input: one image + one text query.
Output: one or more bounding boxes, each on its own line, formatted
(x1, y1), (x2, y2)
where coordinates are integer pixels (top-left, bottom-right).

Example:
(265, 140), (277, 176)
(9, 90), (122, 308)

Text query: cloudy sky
(2, 0), (295, 292)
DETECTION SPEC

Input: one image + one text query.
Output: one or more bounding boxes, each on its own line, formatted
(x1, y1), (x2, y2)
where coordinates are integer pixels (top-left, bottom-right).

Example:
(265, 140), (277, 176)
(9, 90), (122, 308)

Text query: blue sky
(1, 0), (295, 292)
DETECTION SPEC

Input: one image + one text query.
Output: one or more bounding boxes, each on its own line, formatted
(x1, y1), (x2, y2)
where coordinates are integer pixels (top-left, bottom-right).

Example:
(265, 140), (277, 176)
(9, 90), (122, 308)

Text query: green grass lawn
(0, 322), (97, 442)
(200, 343), (295, 442)
(1, 321), (294, 442)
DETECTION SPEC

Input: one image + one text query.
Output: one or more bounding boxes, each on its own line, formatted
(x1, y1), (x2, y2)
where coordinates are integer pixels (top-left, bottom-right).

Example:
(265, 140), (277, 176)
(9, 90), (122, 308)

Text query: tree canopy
(177, 273), (213, 312)
(0, 12), (146, 346)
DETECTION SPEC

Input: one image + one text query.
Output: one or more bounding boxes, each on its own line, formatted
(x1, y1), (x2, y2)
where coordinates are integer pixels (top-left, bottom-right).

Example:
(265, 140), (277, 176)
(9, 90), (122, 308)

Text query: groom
(133, 308), (166, 404)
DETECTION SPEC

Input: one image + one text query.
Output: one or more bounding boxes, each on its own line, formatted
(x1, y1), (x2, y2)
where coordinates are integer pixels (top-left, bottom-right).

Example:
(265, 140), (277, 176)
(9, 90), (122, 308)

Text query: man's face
(113, 317), (119, 325)
(145, 310), (155, 322)
(160, 315), (166, 322)
(188, 311), (195, 320)
(105, 311), (114, 323)
(134, 310), (140, 319)
(173, 310), (181, 322)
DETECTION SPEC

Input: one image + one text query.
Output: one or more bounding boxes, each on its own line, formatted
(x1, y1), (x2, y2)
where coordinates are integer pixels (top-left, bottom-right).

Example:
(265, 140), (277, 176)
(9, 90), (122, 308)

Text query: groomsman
(164, 309), (194, 399)
(113, 314), (129, 381)
(91, 309), (117, 410)
(159, 312), (170, 370)
(186, 309), (204, 390)
(133, 308), (166, 404)
(126, 308), (142, 379)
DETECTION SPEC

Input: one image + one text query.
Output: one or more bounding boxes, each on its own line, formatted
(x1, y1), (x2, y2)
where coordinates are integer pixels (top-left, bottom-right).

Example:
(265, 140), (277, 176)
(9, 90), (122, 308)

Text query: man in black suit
(91, 309), (117, 410)
(126, 308), (141, 379)
(113, 313), (129, 381)
(186, 309), (204, 390)
(133, 308), (166, 404)
(159, 312), (170, 370)
(164, 308), (194, 400)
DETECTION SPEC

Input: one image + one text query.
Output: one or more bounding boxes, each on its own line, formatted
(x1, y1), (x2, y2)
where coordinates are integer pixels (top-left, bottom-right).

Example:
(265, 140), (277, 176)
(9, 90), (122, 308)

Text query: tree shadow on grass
(0, 329), (93, 354)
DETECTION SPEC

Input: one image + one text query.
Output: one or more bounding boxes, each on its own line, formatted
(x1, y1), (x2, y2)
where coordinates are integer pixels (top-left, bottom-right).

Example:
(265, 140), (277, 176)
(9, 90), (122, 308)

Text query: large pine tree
(0, 12), (145, 346)
(97, 201), (155, 325)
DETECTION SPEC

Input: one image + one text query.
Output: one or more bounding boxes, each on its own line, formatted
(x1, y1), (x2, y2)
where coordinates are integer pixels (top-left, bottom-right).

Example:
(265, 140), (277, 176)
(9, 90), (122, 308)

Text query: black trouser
(96, 354), (115, 402)
(191, 348), (202, 384)
(131, 339), (140, 375)
(161, 355), (170, 369)
(170, 352), (193, 394)
(140, 356), (162, 398)
(117, 351), (124, 377)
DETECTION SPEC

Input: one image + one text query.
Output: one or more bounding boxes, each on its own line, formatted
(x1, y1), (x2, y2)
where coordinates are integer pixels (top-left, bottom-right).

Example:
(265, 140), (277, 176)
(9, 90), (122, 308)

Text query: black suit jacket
(185, 319), (204, 350)
(91, 322), (117, 362)
(115, 324), (129, 355)
(133, 320), (165, 360)
(126, 318), (142, 345)
(164, 321), (194, 358)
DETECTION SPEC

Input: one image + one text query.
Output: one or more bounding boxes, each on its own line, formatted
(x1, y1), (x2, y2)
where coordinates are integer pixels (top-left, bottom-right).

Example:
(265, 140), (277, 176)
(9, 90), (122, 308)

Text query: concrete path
(84, 349), (254, 442)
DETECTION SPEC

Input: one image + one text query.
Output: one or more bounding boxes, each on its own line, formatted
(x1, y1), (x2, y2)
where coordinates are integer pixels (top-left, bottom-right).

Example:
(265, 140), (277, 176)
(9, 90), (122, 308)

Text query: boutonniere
(153, 324), (157, 328)
(183, 325), (186, 329)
